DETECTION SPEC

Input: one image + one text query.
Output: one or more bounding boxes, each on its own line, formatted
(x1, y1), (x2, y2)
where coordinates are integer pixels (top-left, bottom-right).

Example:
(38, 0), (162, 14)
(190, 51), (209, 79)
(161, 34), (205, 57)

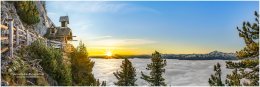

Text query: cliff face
(1, 1), (58, 86)
(1, 1), (54, 36)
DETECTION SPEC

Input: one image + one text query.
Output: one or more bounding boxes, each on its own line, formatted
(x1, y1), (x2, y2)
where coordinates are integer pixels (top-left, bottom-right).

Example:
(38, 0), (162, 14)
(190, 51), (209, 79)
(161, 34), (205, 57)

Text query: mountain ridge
(90, 50), (237, 60)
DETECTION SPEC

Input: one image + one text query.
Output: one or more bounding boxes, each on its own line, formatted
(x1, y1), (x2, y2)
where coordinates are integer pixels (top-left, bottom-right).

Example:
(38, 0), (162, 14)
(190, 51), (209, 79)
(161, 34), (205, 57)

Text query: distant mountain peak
(209, 50), (223, 54)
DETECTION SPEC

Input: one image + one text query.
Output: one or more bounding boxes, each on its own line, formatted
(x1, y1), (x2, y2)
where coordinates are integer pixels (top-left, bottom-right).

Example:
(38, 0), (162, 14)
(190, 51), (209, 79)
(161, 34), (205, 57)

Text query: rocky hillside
(1, 1), (58, 86)
(1, 1), (54, 36)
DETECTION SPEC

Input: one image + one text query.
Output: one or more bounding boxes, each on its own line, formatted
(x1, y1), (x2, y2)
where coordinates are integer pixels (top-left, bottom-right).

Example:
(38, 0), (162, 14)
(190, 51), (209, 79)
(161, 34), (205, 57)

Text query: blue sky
(47, 1), (259, 55)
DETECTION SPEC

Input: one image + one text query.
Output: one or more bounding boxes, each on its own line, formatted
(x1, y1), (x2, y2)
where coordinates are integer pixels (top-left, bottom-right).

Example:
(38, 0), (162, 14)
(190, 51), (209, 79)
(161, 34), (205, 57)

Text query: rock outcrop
(1, 1), (58, 86)
(1, 1), (54, 36)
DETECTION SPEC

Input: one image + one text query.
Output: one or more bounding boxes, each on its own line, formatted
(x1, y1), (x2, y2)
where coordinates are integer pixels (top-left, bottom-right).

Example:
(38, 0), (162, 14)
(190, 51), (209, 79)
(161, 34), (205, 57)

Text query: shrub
(14, 1), (40, 25)
(19, 40), (72, 85)
(1, 56), (49, 86)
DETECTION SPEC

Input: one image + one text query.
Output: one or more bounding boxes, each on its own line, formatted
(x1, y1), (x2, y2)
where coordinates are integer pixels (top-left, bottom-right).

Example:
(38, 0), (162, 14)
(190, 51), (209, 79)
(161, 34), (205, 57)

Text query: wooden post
(16, 27), (19, 46)
(26, 30), (29, 45)
(7, 19), (14, 58)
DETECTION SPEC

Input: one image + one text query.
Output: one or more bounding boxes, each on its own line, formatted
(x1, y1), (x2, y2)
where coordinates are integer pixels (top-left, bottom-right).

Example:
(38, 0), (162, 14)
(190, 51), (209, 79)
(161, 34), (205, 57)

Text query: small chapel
(45, 16), (75, 53)
(46, 16), (73, 43)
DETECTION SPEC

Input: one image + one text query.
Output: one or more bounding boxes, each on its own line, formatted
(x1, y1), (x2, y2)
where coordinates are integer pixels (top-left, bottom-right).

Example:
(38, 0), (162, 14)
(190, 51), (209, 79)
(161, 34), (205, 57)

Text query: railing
(47, 40), (63, 49)
(1, 18), (64, 57)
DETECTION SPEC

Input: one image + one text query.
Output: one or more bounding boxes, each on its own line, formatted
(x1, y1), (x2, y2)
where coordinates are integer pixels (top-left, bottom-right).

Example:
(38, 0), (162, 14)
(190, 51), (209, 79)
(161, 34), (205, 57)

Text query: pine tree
(113, 58), (137, 86)
(236, 11), (259, 58)
(225, 11), (259, 86)
(226, 59), (259, 86)
(71, 41), (106, 86)
(225, 69), (241, 86)
(208, 63), (224, 86)
(141, 51), (167, 86)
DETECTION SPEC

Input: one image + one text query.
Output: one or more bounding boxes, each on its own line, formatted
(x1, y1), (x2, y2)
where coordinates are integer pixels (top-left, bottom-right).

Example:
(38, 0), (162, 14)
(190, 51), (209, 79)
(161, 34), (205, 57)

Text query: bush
(14, 1), (40, 25)
(1, 56), (49, 86)
(18, 40), (72, 85)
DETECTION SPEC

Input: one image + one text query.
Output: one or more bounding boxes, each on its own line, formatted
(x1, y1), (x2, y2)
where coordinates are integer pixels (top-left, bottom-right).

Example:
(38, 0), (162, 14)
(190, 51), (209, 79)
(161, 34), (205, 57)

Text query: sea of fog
(91, 58), (234, 86)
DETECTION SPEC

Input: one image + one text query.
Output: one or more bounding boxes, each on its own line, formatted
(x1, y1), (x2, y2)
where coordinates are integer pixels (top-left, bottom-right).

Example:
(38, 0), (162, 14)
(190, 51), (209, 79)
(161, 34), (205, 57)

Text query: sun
(105, 50), (113, 57)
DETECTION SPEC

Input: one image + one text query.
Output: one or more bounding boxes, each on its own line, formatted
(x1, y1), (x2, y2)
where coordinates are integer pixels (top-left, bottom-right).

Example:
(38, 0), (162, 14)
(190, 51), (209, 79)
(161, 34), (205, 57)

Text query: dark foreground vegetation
(209, 11), (259, 86)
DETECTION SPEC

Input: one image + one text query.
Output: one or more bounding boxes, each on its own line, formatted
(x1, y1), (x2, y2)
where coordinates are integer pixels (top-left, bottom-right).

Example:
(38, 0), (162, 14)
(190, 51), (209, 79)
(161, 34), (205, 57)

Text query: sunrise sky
(47, 1), (258, 56)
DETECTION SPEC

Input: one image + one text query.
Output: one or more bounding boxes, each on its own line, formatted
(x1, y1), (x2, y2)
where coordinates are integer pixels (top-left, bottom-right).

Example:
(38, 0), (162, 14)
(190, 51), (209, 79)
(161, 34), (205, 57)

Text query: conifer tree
(113, 58), (137, 86)
(141, 51), (167, 86)
(225, 68), (241, 86)
(71, 41), (106, 86)
(208, 63), (224, 86)
(225, 11), (259, 86)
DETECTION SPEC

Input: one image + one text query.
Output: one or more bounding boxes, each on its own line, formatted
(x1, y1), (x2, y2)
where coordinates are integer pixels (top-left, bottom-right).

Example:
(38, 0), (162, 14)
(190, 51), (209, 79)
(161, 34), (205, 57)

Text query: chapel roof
(59, 16), (69, 24)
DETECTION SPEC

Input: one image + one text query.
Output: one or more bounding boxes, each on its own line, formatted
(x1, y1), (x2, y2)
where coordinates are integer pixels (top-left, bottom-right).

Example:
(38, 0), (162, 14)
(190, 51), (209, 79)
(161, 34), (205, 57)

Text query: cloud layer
(92, 59), (233, 86)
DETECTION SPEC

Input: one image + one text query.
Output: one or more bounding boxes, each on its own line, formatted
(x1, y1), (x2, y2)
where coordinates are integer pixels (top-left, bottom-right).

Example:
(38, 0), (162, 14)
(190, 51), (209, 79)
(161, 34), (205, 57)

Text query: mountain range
(90, 51), (237, 60)
(163, 51), (237, 60)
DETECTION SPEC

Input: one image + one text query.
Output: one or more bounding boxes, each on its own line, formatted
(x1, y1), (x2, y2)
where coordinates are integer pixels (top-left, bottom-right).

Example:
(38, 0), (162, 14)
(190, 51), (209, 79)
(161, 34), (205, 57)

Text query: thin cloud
(87, 36), (113, 40)
(87, 46), (138, 50)
(48, 1), (128, 13)
(87, 38), (157, 47)
(47, 1), (159, 14)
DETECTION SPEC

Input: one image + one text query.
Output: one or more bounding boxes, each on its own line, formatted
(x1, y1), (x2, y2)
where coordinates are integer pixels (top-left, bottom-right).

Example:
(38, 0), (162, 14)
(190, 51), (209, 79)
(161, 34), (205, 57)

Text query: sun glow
(105, 50), (113, 57)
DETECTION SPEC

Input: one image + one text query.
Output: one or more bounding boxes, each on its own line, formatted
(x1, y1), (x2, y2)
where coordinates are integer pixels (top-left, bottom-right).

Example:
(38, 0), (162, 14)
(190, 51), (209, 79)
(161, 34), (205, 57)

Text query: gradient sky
(47, 1), (259, 56)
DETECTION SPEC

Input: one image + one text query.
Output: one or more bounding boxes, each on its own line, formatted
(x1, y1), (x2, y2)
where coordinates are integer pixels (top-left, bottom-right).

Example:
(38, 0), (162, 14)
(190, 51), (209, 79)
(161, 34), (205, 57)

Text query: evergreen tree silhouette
(113, 58), (137, 86)
(141, 51), (167, 86)
(71, 41), (106, 86)
(208, 63), (224, 86)
(225, 11), (259, 86)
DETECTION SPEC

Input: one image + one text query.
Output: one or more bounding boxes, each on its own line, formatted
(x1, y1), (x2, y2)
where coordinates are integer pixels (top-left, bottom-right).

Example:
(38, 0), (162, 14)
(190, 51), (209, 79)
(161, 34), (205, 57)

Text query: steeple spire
(59, 16), (69, 27)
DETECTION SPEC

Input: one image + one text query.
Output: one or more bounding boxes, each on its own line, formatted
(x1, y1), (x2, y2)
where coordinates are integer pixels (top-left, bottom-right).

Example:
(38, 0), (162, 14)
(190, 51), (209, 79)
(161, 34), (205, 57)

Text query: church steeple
(59, 16), (69, 27)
